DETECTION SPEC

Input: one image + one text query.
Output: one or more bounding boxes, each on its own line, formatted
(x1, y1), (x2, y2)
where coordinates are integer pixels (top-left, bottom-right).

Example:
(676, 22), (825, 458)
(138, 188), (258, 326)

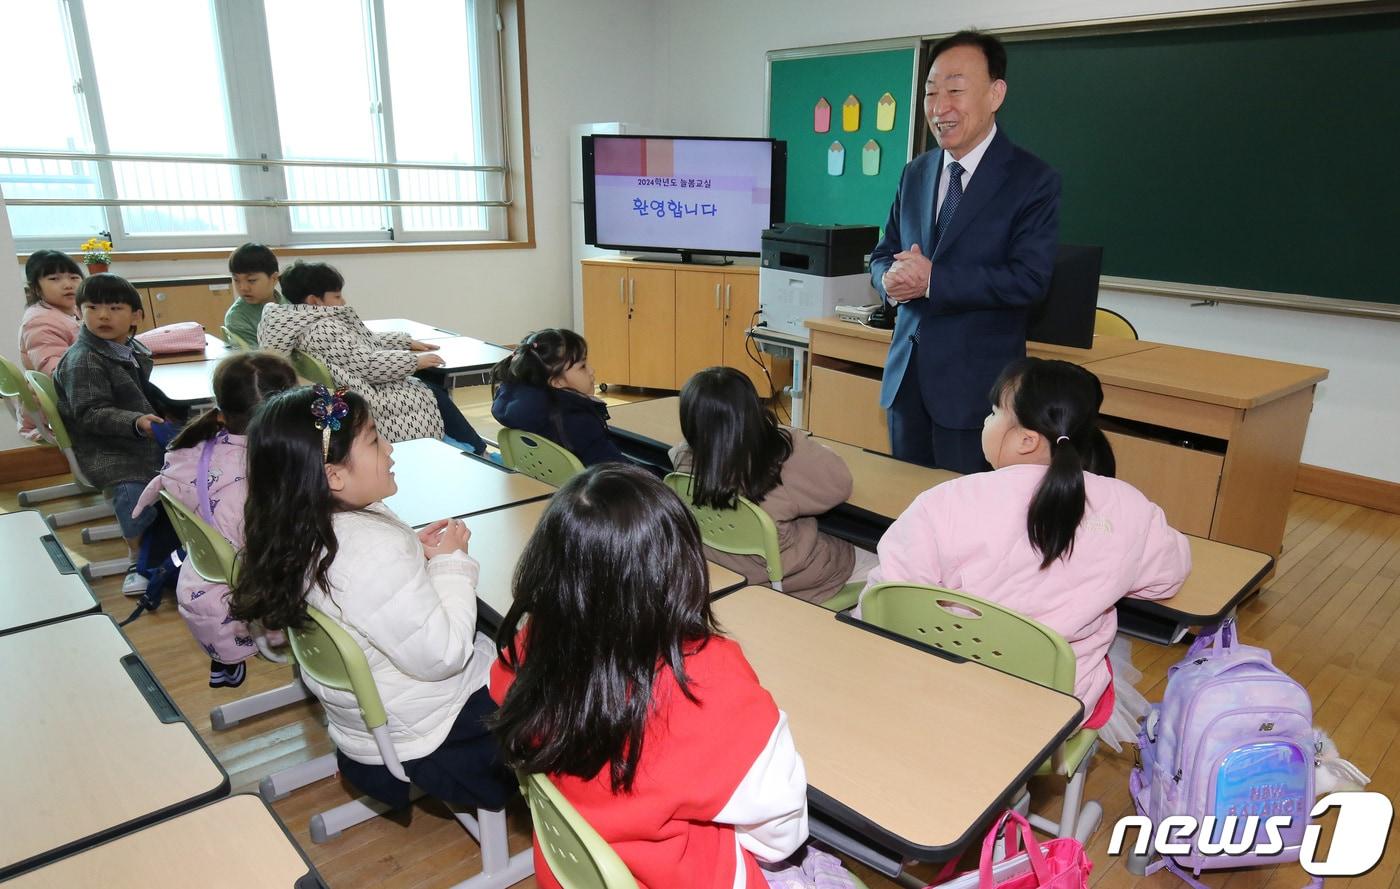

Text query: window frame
(5, 0), (513, 254)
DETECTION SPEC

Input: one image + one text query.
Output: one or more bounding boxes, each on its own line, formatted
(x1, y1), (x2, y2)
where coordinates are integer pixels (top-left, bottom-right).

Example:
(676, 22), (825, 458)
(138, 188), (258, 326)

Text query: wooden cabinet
(582, 259), (778, 394)
(127, 276), (235, 337)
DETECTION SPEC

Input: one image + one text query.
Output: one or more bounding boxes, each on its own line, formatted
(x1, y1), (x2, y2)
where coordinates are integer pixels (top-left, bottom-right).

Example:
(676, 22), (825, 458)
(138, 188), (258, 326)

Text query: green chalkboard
(995, 11), (1400, 306)
(768, 46), (918, 229)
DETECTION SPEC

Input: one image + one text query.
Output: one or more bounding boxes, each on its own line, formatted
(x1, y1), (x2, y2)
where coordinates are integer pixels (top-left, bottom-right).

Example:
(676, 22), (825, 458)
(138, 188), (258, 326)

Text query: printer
(759, 223), (879, 340)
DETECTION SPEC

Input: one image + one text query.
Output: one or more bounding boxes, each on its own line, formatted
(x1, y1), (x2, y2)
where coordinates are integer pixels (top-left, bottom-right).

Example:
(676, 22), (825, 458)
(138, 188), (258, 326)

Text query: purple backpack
(1131, 622), (1315, 886)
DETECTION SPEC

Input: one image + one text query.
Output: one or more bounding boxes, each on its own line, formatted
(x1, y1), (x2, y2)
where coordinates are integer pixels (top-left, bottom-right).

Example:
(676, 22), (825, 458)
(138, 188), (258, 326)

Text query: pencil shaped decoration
(862, 139), (881, 175)
(813, 97), (831, 133)
(827, 141), (845, 176)
(842, 94), (860, 131)
(876, 92), (897, 131)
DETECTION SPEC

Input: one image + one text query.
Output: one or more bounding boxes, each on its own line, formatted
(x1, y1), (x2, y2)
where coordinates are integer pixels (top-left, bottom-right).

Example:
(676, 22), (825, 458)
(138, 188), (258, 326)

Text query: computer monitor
(1027, 244), (1104, 349)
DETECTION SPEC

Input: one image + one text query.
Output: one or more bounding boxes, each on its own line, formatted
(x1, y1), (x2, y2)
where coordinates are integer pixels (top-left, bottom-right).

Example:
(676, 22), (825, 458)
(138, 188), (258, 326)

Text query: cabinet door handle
(725, 283), (732, 311)
(618, 277), (625, 304)
(629, 278), (635, 307)
(714, 283), (721, 309)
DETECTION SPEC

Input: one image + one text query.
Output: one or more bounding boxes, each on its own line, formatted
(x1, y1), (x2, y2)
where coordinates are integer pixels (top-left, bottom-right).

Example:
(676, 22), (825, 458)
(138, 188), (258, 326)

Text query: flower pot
(86, 262), (109, 274)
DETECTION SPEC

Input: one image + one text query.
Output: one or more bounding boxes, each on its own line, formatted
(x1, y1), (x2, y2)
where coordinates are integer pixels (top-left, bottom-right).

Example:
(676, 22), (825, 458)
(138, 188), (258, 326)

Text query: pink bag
(927, 810), (1091, 889)
(136, 321), (207, 355)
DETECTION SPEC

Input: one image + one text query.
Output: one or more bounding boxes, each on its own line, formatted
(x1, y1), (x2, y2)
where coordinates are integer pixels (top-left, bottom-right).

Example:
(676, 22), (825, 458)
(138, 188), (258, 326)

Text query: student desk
(365, 317), (459, 340)
(0, 614), (229, 879)
(803, 317), (1327, 562)
(149, 358), (218, 407)
(148, 334), (232, 366)
(0, 510), (99, 637)
(422, 335), (513, 374)
(383, 438), (554, 528)
(604, 397), (1273, 645)
(460, 499), (746, 631)
(4, 795), (324, 889)
(714, 586), (1081, 875)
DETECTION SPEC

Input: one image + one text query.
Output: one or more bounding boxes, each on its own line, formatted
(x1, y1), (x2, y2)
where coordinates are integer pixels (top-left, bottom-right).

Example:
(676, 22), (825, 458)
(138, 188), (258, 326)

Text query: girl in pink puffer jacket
(16, 250), (83, 440)
(134, 351), (297, 688)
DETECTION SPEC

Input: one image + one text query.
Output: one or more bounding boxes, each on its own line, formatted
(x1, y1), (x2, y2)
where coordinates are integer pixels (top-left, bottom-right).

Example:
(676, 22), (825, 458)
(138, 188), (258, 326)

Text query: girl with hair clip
(230, 386), (513, 812)
(489, 327), (627, 466)
(15, 250), (83, 439)
(858, 357), (1191, 747)
(489, 464), (811, 888)
(133, 352), (298, 687)
(671, 366), (878, 605)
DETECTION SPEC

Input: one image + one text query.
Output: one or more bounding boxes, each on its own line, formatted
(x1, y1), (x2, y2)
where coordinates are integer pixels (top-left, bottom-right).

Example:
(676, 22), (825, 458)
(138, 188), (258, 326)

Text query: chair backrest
(520, 772), (639, 889)
(221, 325), (252, 351)
(23, 369), (73, 449)
(290, 349), (335, 387)
(498, 428), (585, 486)
(664, 471), (782, 586)
(158, 491), (236, 585)
(0, 353), (44, 432)
(859, 583), (1077, 693)
(1094, 307), (1139, 340)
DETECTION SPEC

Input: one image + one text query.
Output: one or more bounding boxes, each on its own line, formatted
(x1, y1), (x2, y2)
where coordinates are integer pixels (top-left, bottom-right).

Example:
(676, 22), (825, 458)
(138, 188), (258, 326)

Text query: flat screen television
(582, 135), (786, 262)
(1026, 244), (1104, 349)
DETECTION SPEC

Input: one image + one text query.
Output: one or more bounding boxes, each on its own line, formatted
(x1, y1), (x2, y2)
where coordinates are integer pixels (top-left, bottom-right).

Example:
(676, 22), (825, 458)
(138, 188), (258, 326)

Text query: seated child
(258, 260), (488, 453)
(230, 386), (513, 811)
(16, 249), (83, 440)
(858, 357), (1191, 732)
(489, 328), (626, 466)
(133, 351), (298, 688)
(490, 464), (809, 887)
(54, 273), (186, 595)
(670, 366), (877, 604)
(223, 243), (287, 348)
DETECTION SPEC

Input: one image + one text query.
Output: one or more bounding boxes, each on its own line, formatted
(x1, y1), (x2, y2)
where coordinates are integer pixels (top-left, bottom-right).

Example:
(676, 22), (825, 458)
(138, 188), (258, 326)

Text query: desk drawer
(1102, 385), (1237, 440)
(809, 365), (891, 453)
(810, 329), (889, 369)
(1106, 431), (1222, 537)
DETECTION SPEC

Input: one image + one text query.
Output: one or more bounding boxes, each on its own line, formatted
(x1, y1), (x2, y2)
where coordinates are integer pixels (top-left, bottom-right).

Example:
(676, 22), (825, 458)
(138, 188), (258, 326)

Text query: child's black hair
(169, 352), (299, 450)
(23, 250), (84, 306)
(988, 357), (1116, 569)
(75, 273), (143, 312)
(279, 261), (345, 305)
(228, 243), (279, 277)
(678, 366), (791, 510)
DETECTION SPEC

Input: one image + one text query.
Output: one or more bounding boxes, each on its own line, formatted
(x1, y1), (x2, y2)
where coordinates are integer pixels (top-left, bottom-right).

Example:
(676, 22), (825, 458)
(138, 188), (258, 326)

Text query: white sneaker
(122, 568), (149, 597)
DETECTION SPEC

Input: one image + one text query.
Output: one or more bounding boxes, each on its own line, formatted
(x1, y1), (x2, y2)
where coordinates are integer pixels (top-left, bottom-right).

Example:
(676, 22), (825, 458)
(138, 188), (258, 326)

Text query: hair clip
(310, 384), (350, 461)
(1055, 435), (1070, 444)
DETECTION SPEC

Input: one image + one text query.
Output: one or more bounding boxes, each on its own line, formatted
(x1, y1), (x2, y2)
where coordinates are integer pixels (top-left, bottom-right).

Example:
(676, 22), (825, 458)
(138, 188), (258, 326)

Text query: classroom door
(582, 264), (631, 386)
(673, 270), (725, 389)
(626, 268), (676, 390)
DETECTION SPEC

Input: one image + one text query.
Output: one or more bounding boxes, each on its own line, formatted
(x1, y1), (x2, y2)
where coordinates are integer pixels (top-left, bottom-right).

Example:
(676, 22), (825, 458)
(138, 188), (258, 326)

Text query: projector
(835, 303), (882, 324)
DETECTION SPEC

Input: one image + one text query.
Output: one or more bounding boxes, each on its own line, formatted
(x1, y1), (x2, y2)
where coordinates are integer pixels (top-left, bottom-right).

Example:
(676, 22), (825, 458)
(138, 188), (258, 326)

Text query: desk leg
(791, 343), (808, 429)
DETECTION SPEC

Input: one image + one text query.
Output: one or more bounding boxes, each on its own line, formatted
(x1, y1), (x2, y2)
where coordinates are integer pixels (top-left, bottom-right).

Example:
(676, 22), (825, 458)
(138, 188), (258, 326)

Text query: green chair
(498, 428), (585, 487)
(1, 353), (89, 508)
(519, 772), (639, 889)
(290, 349), (335, 387)
(221, 325), (253, 351)
(859, 583), (1103, 844)
(23, 369), (129, 578)
(1094, 307), (1138, 340)
(284, 605), (533, 887)
(664, 471), (784, 592)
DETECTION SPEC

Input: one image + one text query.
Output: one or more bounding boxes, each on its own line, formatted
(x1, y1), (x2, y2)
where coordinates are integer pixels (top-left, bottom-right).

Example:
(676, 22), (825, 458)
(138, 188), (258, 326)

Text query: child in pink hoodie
(15, 250), (83, 440)
(134, 351), (297, 688)
(859, 357), (1190, 727)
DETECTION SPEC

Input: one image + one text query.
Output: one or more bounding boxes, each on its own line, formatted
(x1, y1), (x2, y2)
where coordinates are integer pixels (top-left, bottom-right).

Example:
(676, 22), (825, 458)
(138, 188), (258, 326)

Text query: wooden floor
(4, 385), (1397, 889)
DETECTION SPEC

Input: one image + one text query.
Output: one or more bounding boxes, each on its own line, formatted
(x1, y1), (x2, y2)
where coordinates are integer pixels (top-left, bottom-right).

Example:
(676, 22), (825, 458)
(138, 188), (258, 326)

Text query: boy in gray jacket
(54, 274), (184, 595)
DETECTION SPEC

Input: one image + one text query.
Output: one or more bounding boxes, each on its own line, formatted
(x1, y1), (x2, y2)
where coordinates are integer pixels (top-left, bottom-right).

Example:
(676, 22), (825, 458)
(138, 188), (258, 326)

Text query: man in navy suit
(870, 31), (1060, 473)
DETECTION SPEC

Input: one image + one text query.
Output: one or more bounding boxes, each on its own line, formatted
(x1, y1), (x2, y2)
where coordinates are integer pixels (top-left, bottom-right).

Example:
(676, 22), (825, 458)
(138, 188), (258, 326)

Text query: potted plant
(80, 236), (113, 274)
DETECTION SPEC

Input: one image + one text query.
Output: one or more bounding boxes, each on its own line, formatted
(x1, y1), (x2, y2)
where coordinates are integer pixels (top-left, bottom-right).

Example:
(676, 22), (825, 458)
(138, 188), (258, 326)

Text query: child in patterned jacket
(133, 351), (298, 688)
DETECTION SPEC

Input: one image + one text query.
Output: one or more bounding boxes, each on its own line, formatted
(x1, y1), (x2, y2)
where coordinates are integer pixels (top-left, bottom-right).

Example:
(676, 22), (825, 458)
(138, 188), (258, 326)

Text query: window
(1, 0), (513, 252)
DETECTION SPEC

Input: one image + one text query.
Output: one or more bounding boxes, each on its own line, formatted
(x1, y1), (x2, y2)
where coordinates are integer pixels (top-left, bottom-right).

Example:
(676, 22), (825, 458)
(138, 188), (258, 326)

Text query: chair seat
(1036, 727), (1098, 777)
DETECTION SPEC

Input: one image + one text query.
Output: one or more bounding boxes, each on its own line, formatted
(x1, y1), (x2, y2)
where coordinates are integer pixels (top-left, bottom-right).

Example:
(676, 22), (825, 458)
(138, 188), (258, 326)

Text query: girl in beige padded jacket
(670, 366), (874, 604)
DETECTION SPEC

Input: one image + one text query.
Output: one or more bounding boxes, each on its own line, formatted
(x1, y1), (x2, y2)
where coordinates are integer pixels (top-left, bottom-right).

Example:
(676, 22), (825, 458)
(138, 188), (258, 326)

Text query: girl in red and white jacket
(489, 464), (809, 888)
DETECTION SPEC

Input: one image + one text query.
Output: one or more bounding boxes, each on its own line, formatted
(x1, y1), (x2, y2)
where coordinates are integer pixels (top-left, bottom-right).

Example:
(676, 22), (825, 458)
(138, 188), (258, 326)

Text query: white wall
(0, 188), (29, 452)
(650, 0), (1395, 483)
